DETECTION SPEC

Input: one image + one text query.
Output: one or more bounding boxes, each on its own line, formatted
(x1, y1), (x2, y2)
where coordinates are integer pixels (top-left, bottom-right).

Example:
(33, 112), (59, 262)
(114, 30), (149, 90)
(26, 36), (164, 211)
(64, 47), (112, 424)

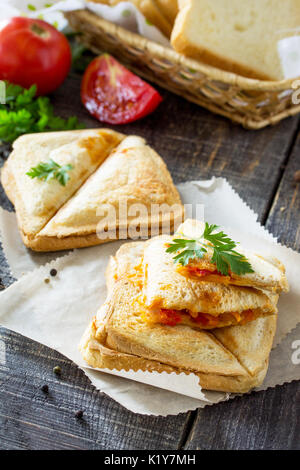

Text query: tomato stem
(30, 23), (50, 39)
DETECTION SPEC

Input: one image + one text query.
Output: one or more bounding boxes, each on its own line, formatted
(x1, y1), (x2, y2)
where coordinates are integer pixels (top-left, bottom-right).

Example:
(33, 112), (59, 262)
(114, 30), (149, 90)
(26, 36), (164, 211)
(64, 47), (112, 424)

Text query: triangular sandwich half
(1, 128), (124, 245)
(106, 239), (278, 329)
(1, 133), (183, 252)
(79, 279), (276, 393)
(171, 219), (288, 293)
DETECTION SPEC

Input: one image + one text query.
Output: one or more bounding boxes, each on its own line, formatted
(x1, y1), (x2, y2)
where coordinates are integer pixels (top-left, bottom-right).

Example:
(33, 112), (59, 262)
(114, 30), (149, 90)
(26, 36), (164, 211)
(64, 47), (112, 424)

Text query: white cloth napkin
(1, 178), (300, 416)
(0, 0), (170, 45)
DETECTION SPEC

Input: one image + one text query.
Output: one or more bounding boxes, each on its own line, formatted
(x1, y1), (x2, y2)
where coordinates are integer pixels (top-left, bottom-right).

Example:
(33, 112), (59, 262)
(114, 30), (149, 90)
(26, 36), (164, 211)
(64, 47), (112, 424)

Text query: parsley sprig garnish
(0, 82), (85, 143)
(26, 159), (73, 186)
(166, 223), (254, 276)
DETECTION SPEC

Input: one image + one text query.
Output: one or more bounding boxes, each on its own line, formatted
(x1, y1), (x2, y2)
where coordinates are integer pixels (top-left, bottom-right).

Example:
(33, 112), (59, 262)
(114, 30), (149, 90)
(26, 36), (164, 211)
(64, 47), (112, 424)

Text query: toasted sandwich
(80, 279), (277, 393)
(81, 220), (288, 393)
(1, 131), (183, 252)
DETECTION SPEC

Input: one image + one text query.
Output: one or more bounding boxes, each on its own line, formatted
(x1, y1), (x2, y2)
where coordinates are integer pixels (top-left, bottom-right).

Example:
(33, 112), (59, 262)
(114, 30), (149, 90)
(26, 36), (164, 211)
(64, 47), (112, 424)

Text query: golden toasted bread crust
(79, 237), (278, 393)
(80, 308), (271, 394)
(20, 222), (179, 252)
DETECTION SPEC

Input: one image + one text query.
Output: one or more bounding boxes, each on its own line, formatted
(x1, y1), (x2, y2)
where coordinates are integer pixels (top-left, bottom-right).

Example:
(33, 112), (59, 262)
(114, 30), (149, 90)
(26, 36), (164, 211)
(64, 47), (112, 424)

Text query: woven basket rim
(67, 9), (300, 92)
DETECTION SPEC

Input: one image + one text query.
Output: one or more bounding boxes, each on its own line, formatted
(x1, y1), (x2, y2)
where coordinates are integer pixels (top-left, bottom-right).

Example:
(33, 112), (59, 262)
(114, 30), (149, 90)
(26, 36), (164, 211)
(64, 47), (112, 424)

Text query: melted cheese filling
(141, 307), (258, 329)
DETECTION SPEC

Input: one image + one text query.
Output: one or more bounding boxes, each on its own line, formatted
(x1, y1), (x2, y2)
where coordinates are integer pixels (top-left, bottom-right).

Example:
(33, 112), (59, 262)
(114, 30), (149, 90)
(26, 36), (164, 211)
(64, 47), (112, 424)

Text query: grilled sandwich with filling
(172, 220), (288, 293)
(79, 278), (277, 393)
(106, 238), (283, 329)
(80, 222), (288, 393)
(1, 131), (183, 251)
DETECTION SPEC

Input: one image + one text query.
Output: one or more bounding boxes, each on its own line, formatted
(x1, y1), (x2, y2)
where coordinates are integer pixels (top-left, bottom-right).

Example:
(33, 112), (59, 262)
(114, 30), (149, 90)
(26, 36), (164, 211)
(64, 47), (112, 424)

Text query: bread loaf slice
(171, 0), (300, 80)
(154, 0), (178, 24)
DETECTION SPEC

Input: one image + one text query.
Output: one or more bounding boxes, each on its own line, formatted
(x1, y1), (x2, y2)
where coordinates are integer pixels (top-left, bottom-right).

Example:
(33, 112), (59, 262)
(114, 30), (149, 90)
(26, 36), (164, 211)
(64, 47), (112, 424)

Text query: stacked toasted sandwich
(80, 219), (288, 393)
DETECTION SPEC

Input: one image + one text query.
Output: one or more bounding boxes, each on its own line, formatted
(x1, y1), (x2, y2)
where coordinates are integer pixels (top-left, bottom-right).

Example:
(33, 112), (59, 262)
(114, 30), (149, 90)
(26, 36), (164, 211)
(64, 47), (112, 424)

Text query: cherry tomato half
(0, 17), (71, 95)
(81, 54), (163, 125)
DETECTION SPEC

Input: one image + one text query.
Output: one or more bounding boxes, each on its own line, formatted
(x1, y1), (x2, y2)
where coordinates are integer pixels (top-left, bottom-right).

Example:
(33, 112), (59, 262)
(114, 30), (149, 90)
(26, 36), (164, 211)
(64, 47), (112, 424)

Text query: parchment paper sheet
(0, 178), (299, 415)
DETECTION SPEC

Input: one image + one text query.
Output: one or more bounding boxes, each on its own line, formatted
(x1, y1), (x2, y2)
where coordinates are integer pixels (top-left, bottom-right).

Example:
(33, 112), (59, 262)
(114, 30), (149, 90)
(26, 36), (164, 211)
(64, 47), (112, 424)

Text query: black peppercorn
(75, 410), (84, 419)
(50, 268), (57, 277)
(41, 384), (49, 393)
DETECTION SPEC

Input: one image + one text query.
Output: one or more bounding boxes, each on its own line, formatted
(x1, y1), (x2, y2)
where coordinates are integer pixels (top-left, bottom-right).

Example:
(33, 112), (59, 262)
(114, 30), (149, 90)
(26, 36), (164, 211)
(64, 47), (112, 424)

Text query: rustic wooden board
(184, 383), (300, 450)
(266, 129), (300, 249)
(0, 329), (192, 450)
(0, 73), (299, 450)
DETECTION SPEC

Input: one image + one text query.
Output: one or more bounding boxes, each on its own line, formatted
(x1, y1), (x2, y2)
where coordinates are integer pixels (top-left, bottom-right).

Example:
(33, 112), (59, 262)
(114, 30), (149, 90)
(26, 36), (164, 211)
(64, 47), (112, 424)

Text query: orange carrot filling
(159, 308), (256, 327)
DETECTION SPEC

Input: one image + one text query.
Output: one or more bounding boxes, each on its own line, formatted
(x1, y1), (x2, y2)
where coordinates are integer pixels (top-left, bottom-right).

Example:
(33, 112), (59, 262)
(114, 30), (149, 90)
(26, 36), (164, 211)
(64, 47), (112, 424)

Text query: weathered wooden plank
(0, 329), (190, 450)
(184, 383), (300, 450)
(265, 128), (300, 249)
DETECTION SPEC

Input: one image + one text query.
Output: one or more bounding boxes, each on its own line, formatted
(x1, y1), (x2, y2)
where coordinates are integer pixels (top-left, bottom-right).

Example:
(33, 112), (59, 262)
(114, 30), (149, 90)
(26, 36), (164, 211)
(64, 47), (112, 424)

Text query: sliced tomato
(160, 309), (182, 326)
(185, 266), (225, 278)
(81, 54), (162, 125)
(240, 309), (255, 325)
(193, 312), (220, 327)
(188, 267), (217, 276)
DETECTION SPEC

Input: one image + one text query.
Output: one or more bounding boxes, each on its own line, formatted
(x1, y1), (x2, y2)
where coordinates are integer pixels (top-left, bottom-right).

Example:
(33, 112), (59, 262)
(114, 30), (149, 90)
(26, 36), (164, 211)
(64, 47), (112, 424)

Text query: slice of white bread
(80, 279), (276, 393)
(171, 0), (300, 80)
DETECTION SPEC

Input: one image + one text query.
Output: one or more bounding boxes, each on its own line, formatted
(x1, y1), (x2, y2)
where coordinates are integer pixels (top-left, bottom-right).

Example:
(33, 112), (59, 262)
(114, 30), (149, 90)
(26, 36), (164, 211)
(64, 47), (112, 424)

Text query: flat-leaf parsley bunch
(166, 223), (254, 276)
(0, 82), (85, 143)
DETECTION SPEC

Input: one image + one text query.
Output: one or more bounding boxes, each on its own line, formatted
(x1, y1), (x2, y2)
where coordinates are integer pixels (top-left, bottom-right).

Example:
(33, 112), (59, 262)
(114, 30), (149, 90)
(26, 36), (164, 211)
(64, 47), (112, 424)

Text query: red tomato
(193, 313), (220, 327)
(0, 17), (71, 95)
(159, 309), (182, 326)
(187, 267), (222, 277)
(81, 54), (163, 124)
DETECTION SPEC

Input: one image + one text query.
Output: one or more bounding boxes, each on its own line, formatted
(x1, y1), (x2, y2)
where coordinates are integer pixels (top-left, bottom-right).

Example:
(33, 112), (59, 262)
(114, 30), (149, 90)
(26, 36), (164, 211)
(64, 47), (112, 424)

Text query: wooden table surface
(0, 72), (299, 450)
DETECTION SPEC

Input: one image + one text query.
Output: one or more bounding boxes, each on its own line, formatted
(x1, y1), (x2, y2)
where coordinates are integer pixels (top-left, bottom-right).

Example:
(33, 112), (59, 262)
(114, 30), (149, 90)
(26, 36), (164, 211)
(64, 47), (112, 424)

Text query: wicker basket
(66, 10), (300, 129)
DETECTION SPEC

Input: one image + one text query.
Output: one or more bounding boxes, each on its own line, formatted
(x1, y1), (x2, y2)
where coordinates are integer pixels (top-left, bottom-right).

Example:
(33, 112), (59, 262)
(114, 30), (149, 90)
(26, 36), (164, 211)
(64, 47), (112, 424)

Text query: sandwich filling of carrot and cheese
(168, 220), (289, 293)
(105, 220), (288, 330)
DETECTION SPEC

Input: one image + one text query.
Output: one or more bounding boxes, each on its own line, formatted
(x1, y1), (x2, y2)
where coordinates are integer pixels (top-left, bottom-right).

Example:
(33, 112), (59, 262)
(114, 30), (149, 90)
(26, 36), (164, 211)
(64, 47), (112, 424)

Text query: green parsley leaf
(166, 238), (206, 266)
(26, 159), (73, 186)
(166, 223), (254, 276)
(0, 81), (85, 143)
